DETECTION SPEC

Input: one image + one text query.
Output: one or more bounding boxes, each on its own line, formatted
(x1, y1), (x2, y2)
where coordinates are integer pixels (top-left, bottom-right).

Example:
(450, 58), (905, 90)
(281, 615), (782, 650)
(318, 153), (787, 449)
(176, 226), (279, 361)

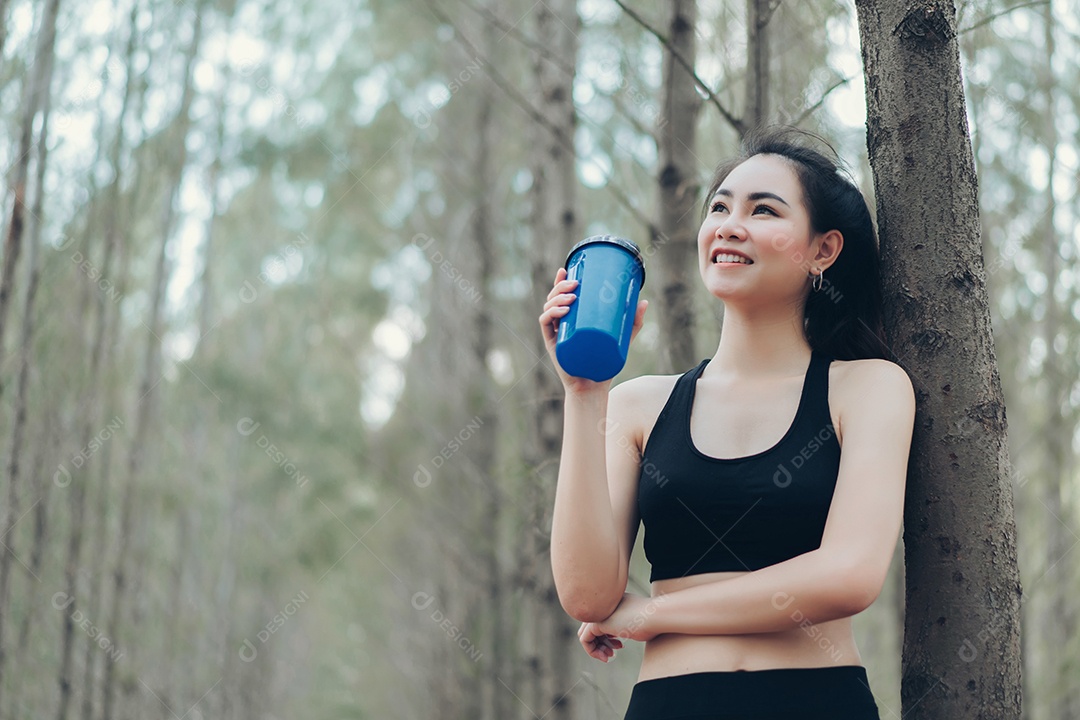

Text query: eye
(710, 200), (728, 213)
(752, 204), (778, 216)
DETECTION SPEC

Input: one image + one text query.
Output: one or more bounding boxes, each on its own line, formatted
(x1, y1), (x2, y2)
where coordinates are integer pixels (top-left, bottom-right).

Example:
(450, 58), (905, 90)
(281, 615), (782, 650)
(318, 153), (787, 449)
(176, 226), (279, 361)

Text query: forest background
(0, 0), (1077, 718)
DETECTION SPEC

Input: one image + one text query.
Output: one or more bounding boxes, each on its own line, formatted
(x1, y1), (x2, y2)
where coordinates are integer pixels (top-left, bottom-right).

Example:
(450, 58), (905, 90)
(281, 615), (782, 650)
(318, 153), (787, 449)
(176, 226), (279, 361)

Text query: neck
(708, 301), (811, 379)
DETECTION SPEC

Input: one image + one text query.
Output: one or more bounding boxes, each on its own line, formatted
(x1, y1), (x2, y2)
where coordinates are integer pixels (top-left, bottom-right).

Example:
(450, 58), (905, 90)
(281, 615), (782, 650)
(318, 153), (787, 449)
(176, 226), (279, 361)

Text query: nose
(716, 209), (746, 240)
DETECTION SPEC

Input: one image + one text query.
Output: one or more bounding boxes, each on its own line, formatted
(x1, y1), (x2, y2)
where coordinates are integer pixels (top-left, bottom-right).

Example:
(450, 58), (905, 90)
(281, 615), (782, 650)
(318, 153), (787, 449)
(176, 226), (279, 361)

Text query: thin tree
(0, 20), (56, 720)
(0, 0), (10, 61)
(742, 0), (775, 132)
(75, 5), (141, 718)
(462, 6), (507, 720)
(525, 0), (579, 717)
(0, 0), (60, 396)
(99, 4), (206, 717)
(652, 0), (701, 374)
(1034, 4), (1077, 717)
(853, 2), (1023, 718)
(0, 0), (60, 710)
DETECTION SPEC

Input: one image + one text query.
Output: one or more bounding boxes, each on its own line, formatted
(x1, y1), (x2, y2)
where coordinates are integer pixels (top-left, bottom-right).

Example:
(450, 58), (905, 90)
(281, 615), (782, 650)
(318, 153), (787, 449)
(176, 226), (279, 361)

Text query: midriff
(637, 569), (863, 682)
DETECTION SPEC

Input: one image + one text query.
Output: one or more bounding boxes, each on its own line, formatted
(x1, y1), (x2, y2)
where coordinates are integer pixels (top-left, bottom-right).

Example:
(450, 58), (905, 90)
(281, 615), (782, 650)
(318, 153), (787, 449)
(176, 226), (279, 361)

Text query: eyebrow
(713, 188), (791, 207)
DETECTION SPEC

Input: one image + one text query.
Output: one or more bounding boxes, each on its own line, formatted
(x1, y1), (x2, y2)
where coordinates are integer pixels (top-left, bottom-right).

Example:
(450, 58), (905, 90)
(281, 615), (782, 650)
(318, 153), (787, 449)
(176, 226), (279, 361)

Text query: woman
(538, 126), (916, 719)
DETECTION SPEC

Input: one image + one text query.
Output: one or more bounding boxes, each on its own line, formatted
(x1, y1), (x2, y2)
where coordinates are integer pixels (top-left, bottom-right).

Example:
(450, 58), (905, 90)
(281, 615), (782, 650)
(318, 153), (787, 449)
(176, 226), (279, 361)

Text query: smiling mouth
(711, 252), (753, 265)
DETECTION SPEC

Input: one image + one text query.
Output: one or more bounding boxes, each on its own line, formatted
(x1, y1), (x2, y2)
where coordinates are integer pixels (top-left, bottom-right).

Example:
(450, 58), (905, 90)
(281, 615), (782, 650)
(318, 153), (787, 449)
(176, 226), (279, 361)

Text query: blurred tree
(654, 0), (702, 375)
(0, 0), (60, 711)
(524, 0), (580, 716)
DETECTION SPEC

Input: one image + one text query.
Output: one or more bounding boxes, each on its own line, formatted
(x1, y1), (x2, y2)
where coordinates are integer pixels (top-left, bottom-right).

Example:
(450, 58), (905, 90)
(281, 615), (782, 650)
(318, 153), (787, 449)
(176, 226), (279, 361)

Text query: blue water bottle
(555, 235), (646, 382)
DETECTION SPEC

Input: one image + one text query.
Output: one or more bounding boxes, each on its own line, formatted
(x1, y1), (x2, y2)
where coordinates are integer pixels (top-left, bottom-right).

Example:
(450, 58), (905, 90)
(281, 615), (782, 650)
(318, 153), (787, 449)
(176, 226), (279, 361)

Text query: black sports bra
(637, 350), (842, 582)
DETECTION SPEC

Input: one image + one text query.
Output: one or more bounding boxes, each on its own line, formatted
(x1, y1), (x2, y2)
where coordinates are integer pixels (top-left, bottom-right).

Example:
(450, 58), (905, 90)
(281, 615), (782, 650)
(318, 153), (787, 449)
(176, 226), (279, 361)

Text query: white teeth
(713, 253), (752, 264)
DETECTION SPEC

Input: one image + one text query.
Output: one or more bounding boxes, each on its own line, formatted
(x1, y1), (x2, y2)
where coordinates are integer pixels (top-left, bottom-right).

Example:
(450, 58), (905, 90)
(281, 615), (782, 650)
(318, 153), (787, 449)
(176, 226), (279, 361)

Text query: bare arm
(540, 268), (648, 623)
(550, 389), (622, 621)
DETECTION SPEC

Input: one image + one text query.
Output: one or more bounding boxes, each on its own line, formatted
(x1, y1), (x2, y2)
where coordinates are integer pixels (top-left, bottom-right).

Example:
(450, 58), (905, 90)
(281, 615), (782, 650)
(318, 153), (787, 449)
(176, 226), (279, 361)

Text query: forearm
(648, 550), (868, 636)
(550, 390), (622, 619)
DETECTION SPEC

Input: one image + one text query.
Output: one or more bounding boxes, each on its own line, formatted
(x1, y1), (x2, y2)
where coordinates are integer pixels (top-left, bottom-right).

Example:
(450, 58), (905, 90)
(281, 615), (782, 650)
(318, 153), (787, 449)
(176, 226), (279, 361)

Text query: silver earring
(810, 268), (823, 292)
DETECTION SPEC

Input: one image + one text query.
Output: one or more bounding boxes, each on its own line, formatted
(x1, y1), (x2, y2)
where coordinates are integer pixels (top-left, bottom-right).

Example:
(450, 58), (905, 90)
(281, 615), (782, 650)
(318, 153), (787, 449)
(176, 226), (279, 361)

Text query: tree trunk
(1, 40), (55, 720)
(853, 2), (1023, 718)
(743, 0), (772, 132)
(465, 8), (506, 720)
(0, 0), (60, 709)
(653, 0), (701, 374)
(524, 0), (583, 716)
(526, 0), (579, 718)
(10, 417), (55, 718)
(77, 9), (141, 720)
(0, 0), (59, 397)
(1035, 5), (1076, 718)
(100, 6), (205, 718)
(196, 0), (237, 355)
(0, 0), (10, 62)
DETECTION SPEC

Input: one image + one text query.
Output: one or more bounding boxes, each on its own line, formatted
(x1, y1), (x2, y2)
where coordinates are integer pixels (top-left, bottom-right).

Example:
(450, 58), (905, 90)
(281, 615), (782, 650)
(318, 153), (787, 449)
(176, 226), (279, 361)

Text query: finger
(582, 627), (617, 660)
(543, 292), (578, 312)
(578, 625), (606, 662)
(549, 267), (566, 293)
(582, 625), (607, 653)
(629, 299), (648, 342)
(540, 298), (575, 321)
(538, 308), (570, 337)
(546, 280), (579, 303)
(636, 298), (648, 323)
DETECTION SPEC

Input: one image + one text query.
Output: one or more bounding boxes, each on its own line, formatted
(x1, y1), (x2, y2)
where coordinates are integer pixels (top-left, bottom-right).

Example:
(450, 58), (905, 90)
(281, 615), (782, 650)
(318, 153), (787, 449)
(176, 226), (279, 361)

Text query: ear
(813, 230), (843, 270)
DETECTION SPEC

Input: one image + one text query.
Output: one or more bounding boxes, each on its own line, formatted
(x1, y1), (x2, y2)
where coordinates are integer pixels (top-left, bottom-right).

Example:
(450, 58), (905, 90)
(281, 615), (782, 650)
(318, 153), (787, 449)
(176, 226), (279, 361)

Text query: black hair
(701, 125), (894, 362)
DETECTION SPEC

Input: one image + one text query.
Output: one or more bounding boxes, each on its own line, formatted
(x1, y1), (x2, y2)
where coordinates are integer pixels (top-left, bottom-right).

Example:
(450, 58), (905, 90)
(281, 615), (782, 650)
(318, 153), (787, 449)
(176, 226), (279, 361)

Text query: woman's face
(698, 153), (822, 307)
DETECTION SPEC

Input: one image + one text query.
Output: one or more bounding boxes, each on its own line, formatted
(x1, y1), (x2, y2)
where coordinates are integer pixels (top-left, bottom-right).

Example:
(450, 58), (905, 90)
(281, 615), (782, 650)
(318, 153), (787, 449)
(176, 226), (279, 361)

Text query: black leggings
(622, 665), (881, 720)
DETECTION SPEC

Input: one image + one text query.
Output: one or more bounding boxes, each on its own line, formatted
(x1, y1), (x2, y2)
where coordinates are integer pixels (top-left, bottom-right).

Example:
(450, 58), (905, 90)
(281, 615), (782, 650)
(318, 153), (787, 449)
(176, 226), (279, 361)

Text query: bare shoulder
(830, 358), (916, 436)
(609, 372), (684, 453)
(832, 357), (914, 396)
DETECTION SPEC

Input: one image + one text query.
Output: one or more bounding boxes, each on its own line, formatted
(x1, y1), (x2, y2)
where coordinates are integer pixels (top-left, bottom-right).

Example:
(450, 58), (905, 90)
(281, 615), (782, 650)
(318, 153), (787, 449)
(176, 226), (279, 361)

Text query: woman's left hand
(579, 593), (665, 661)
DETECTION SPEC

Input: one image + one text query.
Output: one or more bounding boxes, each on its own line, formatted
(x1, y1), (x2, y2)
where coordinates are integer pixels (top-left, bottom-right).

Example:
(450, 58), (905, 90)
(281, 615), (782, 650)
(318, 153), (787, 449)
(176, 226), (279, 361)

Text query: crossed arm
(585, 360), (916, 642)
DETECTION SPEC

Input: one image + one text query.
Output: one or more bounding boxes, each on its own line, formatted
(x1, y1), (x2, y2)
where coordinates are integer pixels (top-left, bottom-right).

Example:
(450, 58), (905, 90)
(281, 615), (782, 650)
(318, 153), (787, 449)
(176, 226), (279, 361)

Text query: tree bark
(1035, 5), (1076, 718)
(0, 0), (10, 62)
(1, 33), (55, 720)
(0, 0), (60, 710)
(100, 6), (205, 718)
(77, 9), (141, 720)
(0, 0), (60, 399)
(853, 2), (1023, 718)
(10, 418), (55, 718)
(743, 0), (772, 133)
(465, 7), (506, 720)
(653, 0), (701, 374)
(527, 0), (579, 717)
